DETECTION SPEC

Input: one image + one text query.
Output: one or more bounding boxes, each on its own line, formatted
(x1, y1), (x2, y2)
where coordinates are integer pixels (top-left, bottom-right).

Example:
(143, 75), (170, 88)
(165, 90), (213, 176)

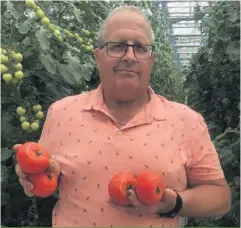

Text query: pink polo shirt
(38, 84), (225, 227)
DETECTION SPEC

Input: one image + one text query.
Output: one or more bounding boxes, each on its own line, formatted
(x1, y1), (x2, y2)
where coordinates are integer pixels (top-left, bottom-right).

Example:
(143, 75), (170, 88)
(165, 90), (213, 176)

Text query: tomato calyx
(36, 150), (44, 156)
(126, 184), (135, 191)
(156, 187), (162, 194)
(47, 173), (53, 180)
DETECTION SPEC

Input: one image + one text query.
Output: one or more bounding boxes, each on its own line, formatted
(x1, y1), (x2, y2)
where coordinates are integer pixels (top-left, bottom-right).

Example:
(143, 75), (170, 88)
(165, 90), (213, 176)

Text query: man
(14, 5), (231, 227)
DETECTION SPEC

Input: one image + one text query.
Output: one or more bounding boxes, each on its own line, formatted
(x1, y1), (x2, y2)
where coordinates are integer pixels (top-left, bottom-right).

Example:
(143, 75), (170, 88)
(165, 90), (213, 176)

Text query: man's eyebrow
(114, 39), (146, 44)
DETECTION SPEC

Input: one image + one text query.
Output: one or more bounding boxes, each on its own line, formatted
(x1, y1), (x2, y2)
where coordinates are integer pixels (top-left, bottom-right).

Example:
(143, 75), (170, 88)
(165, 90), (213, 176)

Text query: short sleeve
(186, 113), (225, 181)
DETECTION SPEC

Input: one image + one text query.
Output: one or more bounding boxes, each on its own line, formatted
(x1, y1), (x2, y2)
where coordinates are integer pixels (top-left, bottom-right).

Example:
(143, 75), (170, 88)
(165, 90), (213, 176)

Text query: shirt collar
(83, 83), (169, 123)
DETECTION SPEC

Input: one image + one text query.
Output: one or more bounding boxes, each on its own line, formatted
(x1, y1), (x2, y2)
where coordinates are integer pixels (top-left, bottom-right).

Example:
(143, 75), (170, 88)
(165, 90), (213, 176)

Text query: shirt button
(118, 131), (123, 135)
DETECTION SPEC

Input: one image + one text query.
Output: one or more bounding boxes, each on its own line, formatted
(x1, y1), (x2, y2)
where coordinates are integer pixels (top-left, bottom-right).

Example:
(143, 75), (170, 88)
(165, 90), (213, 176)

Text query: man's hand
(13, 144), (61, 197)
(126, 188), (177, 216)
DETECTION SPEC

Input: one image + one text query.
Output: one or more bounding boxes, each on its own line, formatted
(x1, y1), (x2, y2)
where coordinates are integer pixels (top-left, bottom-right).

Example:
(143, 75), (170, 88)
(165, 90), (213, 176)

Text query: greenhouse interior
(1, 0), (240, 228)
(160, 1), (210, 66)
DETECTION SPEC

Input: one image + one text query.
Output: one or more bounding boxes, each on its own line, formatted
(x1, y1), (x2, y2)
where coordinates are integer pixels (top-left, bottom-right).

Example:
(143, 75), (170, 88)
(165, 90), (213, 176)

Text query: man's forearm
(178, 185), (231, 218)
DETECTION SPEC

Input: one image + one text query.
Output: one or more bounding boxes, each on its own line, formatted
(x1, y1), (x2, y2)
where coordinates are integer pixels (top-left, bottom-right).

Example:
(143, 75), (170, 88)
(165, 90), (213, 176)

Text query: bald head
(97, 6), (155, 47)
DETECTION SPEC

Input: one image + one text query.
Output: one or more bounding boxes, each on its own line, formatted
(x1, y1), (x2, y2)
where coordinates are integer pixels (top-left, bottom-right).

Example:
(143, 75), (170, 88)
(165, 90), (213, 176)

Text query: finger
(13, 144), (22, 152)
(19, 177), (34, 197)
(15, 164), (23, 177)
(19, 177), (34, 191)
(46, 159), (61, 177)
(162, 188), (177, 204)
(24, 188), (34, 197)
(127, 189), (143, 208)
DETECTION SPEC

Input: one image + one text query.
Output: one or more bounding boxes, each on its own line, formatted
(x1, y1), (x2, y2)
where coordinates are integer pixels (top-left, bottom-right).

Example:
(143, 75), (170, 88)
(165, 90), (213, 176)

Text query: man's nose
(122, 46), (136, 61)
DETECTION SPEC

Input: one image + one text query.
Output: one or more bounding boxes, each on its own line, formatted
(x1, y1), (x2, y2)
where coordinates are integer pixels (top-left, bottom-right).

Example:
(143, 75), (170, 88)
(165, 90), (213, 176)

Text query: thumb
(13, 144), (22, 152)
(46, 159), (61, 177)
(162, 188), (177, 205)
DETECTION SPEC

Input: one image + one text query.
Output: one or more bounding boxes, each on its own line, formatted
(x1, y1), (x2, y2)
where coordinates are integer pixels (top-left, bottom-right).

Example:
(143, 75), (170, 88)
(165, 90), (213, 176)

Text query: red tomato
(108, 172), (137, 205)
(28, 172), (58, 197)
(136, 171), (165, 205)
(16, 142), (50, 174)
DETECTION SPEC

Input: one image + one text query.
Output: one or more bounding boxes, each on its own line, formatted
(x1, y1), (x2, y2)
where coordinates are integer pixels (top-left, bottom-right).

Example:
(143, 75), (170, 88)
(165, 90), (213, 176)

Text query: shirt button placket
(118, 130), (123, 135)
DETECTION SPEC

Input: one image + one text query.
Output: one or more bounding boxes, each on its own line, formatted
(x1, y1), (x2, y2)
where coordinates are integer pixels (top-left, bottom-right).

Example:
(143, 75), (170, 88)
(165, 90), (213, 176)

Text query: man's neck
(103, 90), (150, 124)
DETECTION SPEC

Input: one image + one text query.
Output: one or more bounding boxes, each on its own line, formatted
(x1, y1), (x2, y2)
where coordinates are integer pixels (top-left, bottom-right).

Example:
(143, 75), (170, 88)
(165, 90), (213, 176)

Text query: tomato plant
(108, 172), (137, 206)
(16, 142), (50, 174)
(135, 171), (165, 206)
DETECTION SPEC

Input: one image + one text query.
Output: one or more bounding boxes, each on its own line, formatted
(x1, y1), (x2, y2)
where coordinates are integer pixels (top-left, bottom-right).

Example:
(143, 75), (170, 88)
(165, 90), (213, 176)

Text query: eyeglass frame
(99, 41), (155, 59)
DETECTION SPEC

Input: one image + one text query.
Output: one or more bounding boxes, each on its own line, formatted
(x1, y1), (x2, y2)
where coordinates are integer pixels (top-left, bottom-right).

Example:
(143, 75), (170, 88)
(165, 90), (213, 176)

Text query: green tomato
(32, 104), (42, 112)
(85, 46), (91, 52)
(74, 33), (79, 39)
(1, 64), (8, 73)
(2, 73), (12, 82)
(47, 24), (56, 33)
(25, 0), (35, 8)
(1, 55), (8, 63)
(12, 53), (23, 62)
(31, 122), (40, 131)
(13, 63), (23, 70)
(41, 17), (50, 26)
(16, 107), (26, 116)
(54, 30), (61, 37)
(20, 116), (27, 123)
(77, 37), (84, 44)
(36, 9), (45, 18)
(21, 121), (31, 130)
(63, 29), (69, 36)
(14, 71), (24, 80)
(35, 111), (44, 119)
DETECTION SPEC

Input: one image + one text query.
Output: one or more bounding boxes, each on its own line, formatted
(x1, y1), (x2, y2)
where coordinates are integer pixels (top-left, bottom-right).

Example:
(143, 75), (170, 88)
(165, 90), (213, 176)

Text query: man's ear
(94, 48), (101, 70)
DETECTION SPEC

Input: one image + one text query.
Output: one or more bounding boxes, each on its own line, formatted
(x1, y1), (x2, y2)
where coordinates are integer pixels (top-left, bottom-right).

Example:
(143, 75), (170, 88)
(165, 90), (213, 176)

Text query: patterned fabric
(38, 84), (225, 227)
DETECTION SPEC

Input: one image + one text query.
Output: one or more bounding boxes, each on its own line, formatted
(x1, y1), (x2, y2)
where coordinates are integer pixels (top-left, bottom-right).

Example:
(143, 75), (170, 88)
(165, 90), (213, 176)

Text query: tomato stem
(36, 150), (43, 156)
(47, 174), (52, 180)
(157, 187), (162, 194)
(126, 185), (136, 191)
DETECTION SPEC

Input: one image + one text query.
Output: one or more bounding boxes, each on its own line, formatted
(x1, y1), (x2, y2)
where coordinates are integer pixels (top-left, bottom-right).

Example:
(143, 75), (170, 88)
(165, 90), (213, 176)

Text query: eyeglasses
(100, 42), (155, 60)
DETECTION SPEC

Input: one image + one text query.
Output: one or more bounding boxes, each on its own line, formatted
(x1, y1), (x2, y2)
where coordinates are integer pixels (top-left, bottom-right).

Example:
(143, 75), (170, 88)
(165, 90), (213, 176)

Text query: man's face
(94, 11), (155, 102)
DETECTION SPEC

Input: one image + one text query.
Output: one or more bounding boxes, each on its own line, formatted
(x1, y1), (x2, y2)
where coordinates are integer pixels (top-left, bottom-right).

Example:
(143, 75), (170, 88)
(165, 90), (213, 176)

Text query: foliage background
(1, 0), (239, 227)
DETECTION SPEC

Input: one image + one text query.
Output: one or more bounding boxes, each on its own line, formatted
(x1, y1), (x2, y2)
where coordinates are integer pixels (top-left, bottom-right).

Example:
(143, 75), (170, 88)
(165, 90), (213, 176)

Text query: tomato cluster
(108, 171), (165, 206)
(16, 142), (58, 197)
(16, 104), (44, 133)
(25, 0), (96, 53)
(1, 48), (24, 84)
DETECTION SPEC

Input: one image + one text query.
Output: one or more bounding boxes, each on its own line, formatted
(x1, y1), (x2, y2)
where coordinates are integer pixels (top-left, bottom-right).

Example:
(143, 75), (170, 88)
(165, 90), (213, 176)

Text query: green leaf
(73, 5), (83, 23)
(1, 165), (8, 186)
(16, 21), (31, 34)
(35, 28), (51, 50)
(204, 17), (216, 29)
(1, 192), (10, 206)
(68, 54), (82, 73)
(39, 53), (57, 75)
(22, 36), (31, 46)
(80, 63), (93, 81)
(6, 1), (20, 19)
(58, 63), (77, 85)
(226, 41), (240, 62)
(1, 148), (13, 162)
(229, 11), (238, 23)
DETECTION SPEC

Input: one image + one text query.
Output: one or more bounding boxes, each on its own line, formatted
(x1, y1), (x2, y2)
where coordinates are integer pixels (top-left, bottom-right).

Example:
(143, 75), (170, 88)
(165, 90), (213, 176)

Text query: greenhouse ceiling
(159, 0), (212, 66)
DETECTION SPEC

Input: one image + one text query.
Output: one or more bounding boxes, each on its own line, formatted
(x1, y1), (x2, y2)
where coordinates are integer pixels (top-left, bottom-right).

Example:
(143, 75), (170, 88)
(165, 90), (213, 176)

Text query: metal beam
(172, 34), (202, 36)
(169, 17), (195, 23)
(177, 52), (197, 54)
(172, 25), (198, 28)
(175, 44), (201, 47)
(169, 12), (194, 14)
